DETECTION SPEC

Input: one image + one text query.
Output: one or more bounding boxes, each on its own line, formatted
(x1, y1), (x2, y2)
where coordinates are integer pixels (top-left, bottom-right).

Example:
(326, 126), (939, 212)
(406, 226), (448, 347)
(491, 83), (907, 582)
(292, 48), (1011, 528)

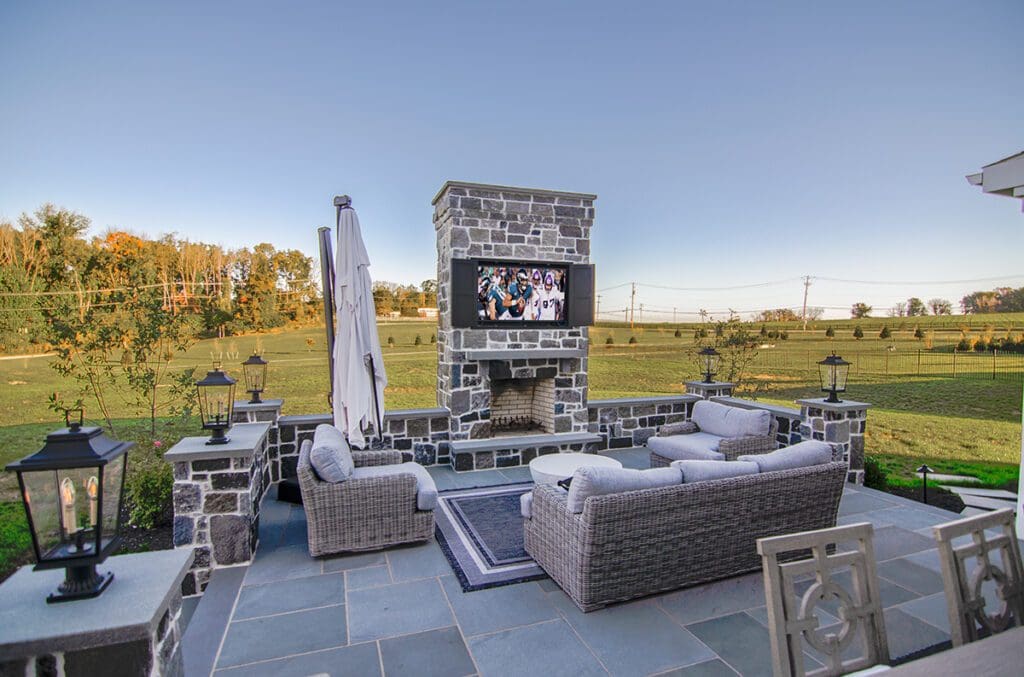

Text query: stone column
(232, 398), (283, 425)
(0, 550), (192, 677)
(684, 381), (735, 399)
(796, 398), (870, 484)
(165, 422), (271, 596)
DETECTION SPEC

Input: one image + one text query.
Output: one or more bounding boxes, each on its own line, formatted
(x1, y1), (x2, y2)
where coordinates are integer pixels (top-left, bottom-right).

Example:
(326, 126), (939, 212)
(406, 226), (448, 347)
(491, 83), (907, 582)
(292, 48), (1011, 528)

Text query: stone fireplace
(433, 181), (602, 470)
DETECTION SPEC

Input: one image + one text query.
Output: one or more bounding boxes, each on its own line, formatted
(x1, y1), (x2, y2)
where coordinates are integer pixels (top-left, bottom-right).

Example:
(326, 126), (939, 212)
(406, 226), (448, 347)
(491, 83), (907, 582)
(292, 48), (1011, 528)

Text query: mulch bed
(885, 485), (966, 514)
(117, 502), (173, 554)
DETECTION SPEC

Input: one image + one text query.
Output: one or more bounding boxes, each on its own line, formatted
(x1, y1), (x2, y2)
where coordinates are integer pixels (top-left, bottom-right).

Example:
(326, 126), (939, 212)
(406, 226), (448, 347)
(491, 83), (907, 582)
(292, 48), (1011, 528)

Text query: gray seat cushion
(692, 400), (772, 438)
(671, 460), (760, 483)
(520, 491), (533, 519)
(738, 440), (833, 473)
(647, 432), (725, 461)
(567, 466), (682, 514)
(309, 424), (355, 483)
(351, 462), (438, 511)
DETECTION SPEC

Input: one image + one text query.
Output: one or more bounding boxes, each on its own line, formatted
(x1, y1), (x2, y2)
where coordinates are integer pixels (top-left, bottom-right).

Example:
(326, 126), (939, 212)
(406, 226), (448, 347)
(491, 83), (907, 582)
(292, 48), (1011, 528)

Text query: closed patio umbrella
(331, 198), (386, 448)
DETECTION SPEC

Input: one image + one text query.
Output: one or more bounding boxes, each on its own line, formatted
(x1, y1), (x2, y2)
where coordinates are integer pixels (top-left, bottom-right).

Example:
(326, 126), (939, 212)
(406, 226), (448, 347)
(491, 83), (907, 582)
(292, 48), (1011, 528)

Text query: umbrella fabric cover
(332, 207), (387, 448)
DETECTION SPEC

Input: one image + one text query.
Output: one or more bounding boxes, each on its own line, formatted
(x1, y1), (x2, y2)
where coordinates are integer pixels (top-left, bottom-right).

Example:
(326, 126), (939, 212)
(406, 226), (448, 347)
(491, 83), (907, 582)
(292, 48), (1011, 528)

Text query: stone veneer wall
(168, 424), (270, 596)
(798, 399), (870, 484)
(588, 396), (697, 449)
(433, 182), (594, 441)
(273, 408), (450, 478)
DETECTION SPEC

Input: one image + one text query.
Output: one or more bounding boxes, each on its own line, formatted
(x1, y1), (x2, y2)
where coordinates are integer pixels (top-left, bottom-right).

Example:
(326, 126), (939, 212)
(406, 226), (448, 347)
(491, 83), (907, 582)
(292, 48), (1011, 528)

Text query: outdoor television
(450, 258), (595, 328)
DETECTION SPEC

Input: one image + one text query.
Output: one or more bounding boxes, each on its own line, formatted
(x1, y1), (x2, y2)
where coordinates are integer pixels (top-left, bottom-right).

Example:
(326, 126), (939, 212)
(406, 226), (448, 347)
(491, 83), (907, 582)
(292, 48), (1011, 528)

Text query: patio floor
(181, 448), (971, 677)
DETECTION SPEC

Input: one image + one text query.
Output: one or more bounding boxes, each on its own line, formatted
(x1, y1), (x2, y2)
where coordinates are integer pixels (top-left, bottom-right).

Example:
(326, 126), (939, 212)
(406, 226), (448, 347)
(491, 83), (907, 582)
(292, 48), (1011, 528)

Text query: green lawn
(1, 319), (1021, 576)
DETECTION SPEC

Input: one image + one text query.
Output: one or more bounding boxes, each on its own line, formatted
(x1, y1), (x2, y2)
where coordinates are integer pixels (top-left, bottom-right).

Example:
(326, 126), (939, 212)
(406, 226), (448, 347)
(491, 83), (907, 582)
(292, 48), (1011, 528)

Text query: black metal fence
(748, 349), (1024, 381)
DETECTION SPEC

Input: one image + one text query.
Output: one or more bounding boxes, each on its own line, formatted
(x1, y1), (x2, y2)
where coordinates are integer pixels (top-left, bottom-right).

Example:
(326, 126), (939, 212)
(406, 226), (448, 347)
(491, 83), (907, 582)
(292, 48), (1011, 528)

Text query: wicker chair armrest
(351, 450), (404, 467)
(657, 420), (698, 437)
(304, 472), (419, 512)
(718, 435), (775, 461)
(531, 484), (581, 533)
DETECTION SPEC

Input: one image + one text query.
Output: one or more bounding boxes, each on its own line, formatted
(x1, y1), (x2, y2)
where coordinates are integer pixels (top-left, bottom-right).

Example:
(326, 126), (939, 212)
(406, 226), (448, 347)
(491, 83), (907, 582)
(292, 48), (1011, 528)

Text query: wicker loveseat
(648, 399), (778, 465)
(297, 439), (435, 556)
(523, 460), (847, 612)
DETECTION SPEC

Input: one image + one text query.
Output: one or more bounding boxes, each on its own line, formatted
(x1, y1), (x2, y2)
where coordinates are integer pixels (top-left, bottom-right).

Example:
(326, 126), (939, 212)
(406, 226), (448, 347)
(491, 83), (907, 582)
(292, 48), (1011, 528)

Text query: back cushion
(671, 460), (759, 483)
(309, 424), (355, 483)
(692, 400), (771, 438)
(567, 466), (682, 514)
(738, 440), (833, 473)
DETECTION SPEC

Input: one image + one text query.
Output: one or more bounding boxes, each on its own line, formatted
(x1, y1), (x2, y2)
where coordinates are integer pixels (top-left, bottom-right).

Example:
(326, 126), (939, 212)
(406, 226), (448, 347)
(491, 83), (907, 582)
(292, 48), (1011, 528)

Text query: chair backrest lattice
(758, 522), (889, 677)
(932, 507), (1024, 646)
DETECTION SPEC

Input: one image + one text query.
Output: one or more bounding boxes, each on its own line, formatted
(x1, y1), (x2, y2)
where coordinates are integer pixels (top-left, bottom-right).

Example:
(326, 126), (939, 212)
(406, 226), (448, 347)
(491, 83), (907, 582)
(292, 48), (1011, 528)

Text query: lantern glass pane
(834, 365), (849, 392)
(244, 363), (266, 391)
(201, 384), (234, 427)
(21, 469), (60, 560)
(100, 455), (126, 549)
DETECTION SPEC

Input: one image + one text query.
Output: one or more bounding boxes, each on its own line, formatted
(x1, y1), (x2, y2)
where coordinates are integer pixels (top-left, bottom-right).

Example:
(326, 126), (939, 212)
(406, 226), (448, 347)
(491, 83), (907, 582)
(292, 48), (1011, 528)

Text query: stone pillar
(165, 422), (271, 596)
(797, 398), (870, 484)
(232, 398), (283, 425)
(684, 381), (735, 399)
(0, 550), (192, 677)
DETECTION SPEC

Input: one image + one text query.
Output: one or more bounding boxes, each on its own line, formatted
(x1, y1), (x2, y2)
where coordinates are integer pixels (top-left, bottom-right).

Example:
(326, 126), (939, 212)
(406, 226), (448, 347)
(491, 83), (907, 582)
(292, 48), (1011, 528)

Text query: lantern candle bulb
(86, 476), (99, 527)
(60, 477), (77, 536)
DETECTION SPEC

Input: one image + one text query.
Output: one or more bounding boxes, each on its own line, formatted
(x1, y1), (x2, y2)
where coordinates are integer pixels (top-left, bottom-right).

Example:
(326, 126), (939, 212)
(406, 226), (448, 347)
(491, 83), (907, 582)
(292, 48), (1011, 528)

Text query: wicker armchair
(524, 461), (847, 612)
(649, 417), (778, 466)
(297, 440), (435, 556)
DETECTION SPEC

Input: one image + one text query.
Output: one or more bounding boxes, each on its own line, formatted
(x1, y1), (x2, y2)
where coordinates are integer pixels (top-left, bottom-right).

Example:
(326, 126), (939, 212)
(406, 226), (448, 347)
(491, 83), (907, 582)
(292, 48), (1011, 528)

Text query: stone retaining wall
(588, 396), (698, 449)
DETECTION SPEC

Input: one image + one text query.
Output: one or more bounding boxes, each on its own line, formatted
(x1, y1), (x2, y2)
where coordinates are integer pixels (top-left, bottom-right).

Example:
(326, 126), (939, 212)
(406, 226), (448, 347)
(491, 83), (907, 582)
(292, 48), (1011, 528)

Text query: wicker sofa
(648, 399), (778, 465)
(297, 439), (435, 556)
(523, 460), (847, 612)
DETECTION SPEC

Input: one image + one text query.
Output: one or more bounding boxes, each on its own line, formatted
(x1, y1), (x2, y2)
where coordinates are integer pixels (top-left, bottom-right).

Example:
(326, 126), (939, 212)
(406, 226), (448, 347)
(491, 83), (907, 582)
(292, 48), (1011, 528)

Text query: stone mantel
(164, 422), (270, 463)
(464, 348), (587, 361)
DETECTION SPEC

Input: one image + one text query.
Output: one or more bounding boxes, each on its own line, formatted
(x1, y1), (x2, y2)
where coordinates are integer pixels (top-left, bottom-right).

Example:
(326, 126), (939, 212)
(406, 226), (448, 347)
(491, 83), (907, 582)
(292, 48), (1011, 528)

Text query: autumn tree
(928, 298), (952, 315)
(906, 297), (927, 317)
(851, 303), (872, 319)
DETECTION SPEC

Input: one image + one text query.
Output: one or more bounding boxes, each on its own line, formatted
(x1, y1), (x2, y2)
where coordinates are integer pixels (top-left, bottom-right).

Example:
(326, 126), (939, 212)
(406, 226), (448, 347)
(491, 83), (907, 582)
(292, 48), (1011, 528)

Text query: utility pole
(673, 307), (677, 324)
(629, 282), (637, 329)
(596, 294), (602, 319)
(639, 303), (644, 324)
(801, 275), (812, 331)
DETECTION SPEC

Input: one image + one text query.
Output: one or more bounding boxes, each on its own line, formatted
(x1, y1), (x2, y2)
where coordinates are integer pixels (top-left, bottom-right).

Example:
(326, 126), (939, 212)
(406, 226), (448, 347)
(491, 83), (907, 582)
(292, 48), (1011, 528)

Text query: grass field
(1, 318), (1021, 574)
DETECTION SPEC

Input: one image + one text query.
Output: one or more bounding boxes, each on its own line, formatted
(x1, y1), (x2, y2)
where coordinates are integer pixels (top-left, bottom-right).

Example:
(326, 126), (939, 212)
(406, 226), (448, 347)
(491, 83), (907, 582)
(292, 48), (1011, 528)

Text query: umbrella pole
(368, 355), (383, 445)
(318, 225), (336, 406)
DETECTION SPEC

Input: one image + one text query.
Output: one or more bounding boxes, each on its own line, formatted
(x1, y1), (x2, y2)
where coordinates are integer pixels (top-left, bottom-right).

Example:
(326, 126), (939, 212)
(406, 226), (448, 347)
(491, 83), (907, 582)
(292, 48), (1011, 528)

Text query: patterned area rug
(435, 483), (547, 592)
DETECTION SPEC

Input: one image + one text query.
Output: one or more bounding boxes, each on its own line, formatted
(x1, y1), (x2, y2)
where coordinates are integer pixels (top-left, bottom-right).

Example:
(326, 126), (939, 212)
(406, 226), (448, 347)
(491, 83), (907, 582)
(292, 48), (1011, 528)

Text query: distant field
(1, 318), (1020, 489)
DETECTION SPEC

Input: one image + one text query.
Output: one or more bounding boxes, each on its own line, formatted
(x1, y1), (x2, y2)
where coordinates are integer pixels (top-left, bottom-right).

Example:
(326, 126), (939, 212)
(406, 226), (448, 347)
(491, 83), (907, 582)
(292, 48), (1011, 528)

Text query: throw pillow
(657, 421), (694, 437)
(691, 400), (771, 438)
(671, 460), (759, 483)
(309, 424), (355, 483)
(738, 440), (833, 473)
(566, 466), (682, 514)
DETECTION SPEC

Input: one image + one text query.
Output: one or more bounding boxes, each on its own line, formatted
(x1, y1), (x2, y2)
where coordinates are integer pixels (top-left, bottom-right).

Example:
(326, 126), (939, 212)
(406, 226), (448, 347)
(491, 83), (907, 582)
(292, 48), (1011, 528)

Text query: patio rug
(434, 483), (547, 592)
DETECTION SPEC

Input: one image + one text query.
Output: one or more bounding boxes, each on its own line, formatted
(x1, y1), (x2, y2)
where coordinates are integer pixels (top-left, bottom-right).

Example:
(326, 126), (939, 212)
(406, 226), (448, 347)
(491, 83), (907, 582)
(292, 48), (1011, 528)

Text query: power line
(814, 274), (1024, 286)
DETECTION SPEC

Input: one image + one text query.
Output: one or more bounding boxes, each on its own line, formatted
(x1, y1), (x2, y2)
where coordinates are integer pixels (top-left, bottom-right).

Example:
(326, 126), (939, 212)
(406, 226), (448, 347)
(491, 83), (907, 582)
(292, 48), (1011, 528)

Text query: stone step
(940, 485), (1018, 500)
(449, 432), (604, 472)
(916, 472), (982, 484)
(948, 492), (1017, 512)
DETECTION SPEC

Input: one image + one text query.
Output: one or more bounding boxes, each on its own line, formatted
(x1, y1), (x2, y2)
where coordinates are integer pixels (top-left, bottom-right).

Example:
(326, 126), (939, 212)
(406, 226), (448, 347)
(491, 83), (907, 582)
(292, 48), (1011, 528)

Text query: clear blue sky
(2, 1), (1021, 320)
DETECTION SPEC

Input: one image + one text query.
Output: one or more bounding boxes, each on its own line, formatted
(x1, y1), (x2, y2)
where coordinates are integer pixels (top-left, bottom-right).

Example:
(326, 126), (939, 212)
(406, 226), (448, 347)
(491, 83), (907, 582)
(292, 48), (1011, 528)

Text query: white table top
(529, 452), (623, 484)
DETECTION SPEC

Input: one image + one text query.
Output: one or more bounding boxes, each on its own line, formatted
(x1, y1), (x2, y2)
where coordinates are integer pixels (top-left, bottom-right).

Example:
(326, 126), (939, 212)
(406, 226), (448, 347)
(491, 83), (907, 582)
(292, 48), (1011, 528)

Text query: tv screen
(476, 262), (567, 323)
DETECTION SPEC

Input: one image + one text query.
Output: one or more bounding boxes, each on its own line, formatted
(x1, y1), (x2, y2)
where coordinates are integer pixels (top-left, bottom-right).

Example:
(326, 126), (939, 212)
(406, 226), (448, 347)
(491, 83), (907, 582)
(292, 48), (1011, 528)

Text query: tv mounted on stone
(450, 258), (595, 328)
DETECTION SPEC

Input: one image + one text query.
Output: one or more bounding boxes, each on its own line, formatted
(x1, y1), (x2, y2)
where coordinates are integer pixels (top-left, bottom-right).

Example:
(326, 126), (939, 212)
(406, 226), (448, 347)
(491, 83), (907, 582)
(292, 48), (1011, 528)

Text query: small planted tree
(414, 334), (422, 346)
(387, 336), (395, 347)
(628, 336), (638, 346)
(605, 336), (614, 346)
(305, 337), (316, 352)
(879, 326), (891, 339)
(674, 328), (682, 338)
(825, 326), (835, 338)
(913, 327), (925, 341)
(853, 325), (864, 340)
(430, 334), (436, 344)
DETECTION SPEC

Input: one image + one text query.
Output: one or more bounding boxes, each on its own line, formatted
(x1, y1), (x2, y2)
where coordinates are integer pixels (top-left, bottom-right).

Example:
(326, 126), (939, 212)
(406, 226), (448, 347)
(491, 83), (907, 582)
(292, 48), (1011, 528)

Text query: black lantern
(241, 353), (268, 404)
(196, 362), (236, 445)
(818, 351), (851, 403)
(5, 409), (132, 602)
(699, 346), (720, 384)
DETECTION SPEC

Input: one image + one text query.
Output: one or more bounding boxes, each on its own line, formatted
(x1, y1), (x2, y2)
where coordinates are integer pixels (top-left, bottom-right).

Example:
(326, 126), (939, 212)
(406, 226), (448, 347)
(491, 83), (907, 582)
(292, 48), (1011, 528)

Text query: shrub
(628, 336), (637, 345)
(879, 326), (891, 339)
(913, 327), (924, 340)
(779, 330), (789, 340)
(387, 336), (395, 347)
(825, 326), (835, 338)
(674, 329), (682, 338)
(414, 334), (422, 346)
(956, 338), (972, 351)
(853, 325), (864, 340)
(125, 460), (173, 529)
(430, 334), (436, 344)
(605, 336), (614, 346)
(974, 339), (988, 352)
(760, 325), (768, 337)
(863, 456), (888, 490)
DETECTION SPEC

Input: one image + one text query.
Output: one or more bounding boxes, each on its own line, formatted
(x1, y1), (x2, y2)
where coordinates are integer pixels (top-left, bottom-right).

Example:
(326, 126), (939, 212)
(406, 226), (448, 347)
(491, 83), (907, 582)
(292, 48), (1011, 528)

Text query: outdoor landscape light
(817, 351), (851, 403)
(5, 409), (132, 602)
(196, 362), (236, 445)
(917, 464), (933, 504)
(241, 353), (268, 404)
(699, 346), (720, 384)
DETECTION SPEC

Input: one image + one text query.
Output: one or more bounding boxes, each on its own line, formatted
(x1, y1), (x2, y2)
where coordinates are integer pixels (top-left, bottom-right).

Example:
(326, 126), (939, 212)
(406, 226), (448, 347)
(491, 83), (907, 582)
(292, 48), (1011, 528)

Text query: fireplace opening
(490, 377), (555, 437)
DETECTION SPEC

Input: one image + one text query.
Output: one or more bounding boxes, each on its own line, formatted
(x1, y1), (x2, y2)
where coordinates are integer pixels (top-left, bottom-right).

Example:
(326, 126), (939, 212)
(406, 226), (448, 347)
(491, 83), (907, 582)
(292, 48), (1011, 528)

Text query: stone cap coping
(465, 349), (586, 361)
(278, 408), (450, 428)
(0, 548), (194, 660)
(233, 399), (283, 411)
(684, 380), (736, 389)
(432, 180), (597, 205)
(710, 396), (802, 420)
(451, 431), (603, 454)
(796, 398), (872, 412)
(588, 395), (699, 408)
(163, 422), (270, 463)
